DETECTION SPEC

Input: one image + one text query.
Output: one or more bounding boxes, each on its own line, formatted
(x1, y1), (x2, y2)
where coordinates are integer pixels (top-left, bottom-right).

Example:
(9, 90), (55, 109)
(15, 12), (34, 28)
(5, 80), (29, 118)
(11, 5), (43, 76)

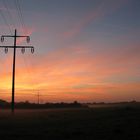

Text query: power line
(14, 0), (23, 30)
(14, 0), (26, 34)
(2, 0), (16, 30)
(0, 9), (12, 35)
(16, 0), (26, 29)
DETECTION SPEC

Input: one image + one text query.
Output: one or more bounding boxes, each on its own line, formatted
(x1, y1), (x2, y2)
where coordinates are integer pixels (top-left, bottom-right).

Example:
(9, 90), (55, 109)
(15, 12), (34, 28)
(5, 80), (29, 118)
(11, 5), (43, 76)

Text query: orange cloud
(0, 39), (139, 102)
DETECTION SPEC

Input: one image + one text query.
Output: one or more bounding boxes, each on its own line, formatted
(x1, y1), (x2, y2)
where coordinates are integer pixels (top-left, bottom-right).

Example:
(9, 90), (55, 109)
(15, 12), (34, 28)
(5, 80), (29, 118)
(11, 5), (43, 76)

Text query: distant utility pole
(36, 91), (40, 105)
(0, 29), (34, 113)
(37, 91), (40, 105)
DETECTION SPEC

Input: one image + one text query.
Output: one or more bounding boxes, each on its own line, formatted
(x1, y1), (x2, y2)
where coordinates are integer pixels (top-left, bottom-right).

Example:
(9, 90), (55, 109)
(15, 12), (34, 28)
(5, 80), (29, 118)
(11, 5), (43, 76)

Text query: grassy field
(0, 105), (140, 140)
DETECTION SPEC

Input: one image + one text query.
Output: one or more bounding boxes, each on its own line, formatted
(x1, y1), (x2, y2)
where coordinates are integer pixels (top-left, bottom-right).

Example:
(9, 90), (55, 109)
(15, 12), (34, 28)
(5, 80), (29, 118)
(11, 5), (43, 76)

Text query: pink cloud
(63, 0), (129, 39)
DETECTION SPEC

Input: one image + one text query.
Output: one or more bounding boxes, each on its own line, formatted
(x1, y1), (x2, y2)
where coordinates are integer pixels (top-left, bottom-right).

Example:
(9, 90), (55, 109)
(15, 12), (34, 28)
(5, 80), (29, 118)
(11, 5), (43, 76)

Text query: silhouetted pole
(37, 92), (40, 105)
(35, 91), (40, 105)
(0, 29), (34, 113)
(12, 29), (16, 113)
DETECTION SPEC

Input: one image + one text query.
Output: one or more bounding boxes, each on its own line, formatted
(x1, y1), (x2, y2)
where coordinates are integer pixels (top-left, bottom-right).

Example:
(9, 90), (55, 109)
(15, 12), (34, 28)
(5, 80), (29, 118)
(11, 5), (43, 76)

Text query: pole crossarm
(2, 35), (30, 38)
(0, 45), (34, 53)
(1, 35), (15, 38)
(1, 34), (30, 43)
(0, 46), (34, 48)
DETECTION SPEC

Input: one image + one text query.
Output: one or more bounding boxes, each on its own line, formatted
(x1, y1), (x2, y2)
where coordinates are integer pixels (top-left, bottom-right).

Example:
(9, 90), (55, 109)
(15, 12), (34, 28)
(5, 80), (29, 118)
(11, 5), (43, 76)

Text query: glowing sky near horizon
(0, 0), (140, 103)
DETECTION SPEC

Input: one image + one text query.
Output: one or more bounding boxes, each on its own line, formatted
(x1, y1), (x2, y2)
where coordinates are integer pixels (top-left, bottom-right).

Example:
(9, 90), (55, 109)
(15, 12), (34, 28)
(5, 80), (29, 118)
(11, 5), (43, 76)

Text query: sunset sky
(0, 0), (140, 103)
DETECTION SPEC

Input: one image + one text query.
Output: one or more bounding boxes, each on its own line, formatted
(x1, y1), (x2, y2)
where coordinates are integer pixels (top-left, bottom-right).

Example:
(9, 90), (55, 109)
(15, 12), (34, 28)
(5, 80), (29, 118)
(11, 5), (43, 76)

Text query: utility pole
(0, 29), (34, 113)
(37, 91), (40, 105)
(35, 91), (40, 105)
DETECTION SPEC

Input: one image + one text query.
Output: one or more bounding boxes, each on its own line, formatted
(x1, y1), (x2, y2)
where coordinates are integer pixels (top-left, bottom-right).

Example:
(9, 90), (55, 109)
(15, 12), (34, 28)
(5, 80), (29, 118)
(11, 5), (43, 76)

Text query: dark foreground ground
(0, 105), (140, 140)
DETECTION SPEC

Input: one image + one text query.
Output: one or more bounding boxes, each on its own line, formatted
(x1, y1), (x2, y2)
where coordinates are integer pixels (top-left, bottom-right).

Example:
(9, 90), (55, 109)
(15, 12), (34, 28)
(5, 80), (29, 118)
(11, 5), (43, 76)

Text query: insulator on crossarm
(5, 47), (8, 53)
(27, 36), (30, 43)
(21, 47), (25, 54)
(31, 47), (34, 53)
(1, 36), (4, 43)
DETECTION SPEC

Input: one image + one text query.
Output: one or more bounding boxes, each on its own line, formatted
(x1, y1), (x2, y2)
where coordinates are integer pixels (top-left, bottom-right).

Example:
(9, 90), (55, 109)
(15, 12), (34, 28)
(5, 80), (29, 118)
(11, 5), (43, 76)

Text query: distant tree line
(0, 99), (87, 109)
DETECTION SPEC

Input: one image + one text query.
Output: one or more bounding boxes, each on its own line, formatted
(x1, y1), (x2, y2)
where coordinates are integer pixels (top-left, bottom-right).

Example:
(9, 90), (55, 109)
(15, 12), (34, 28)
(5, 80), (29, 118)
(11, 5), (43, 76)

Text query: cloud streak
(63, 0), (129, 39)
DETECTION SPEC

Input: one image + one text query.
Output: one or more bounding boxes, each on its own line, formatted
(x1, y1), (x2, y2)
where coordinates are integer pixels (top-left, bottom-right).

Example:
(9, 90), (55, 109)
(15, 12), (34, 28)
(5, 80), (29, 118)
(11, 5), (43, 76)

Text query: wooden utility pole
(0, 29), (34, 113)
